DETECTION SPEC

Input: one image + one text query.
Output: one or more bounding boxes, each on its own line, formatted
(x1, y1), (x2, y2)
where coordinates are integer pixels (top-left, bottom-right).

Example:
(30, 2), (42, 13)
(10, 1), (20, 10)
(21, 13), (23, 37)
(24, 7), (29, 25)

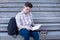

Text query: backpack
(7, 17), (18, 36)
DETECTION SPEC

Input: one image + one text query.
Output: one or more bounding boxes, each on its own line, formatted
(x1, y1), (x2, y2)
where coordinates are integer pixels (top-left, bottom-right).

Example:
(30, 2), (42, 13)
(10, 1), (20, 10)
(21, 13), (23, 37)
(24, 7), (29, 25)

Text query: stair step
(0, 12), (60, 18)
(0, 3), (60, 8)
(0, 18), (10, 24)
(0, 17), (60, 24)
(0, 24), (60, 32)
(46, 31), (60, 39)
(0, 0), (60, 3)
(0, 8), (60, 12)
(0, 24), (7, 28)
(0, 32), (34, 40)
(0, 32), (24, 40)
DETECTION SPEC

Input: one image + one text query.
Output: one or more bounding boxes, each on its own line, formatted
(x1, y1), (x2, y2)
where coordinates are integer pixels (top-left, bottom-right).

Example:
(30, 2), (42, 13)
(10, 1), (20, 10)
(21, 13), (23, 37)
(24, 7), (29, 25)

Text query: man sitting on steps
(15, 2), (39, 40)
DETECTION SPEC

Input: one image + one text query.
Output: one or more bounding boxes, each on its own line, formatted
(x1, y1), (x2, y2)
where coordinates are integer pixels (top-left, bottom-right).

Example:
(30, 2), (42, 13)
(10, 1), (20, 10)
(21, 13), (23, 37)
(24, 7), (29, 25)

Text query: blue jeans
(19, 29), (39, 40)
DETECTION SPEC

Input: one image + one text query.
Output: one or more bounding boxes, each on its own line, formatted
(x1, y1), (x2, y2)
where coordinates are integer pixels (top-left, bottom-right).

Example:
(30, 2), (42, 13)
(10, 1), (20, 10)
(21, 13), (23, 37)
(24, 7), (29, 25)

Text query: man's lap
(19, 28), (39, 37)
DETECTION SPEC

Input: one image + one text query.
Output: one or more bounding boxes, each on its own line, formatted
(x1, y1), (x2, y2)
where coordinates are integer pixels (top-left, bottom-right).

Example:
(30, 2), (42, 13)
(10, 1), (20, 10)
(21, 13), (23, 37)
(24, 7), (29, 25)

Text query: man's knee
(19, 29), (30, 36)
(31, 32), (39, 37)
(34, 32), (39, 37)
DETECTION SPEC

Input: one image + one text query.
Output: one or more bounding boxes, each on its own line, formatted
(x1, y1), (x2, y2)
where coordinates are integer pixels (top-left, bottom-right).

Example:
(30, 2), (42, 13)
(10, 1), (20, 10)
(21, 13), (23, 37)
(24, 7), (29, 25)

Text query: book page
(32, 24), (41, 31)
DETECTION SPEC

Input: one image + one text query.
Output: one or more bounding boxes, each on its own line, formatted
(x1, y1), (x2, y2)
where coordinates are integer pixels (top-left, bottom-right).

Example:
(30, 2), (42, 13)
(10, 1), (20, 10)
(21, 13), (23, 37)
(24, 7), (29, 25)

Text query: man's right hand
(26, 27), (32, 30)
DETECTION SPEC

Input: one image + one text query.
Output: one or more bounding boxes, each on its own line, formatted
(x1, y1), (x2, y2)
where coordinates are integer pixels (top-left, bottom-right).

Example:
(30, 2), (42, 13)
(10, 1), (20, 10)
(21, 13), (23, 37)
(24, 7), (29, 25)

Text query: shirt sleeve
(15, 13), (29, 30)
(15, 13), (21, 28)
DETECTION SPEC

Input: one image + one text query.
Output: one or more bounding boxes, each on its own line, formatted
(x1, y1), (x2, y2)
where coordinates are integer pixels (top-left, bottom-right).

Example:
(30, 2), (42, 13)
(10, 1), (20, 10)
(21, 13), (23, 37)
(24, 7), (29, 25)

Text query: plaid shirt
(15, 11), (33, 30)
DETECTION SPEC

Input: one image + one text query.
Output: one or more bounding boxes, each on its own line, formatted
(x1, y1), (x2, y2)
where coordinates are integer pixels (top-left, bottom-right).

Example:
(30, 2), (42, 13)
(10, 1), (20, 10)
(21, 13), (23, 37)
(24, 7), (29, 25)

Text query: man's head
(23, 2), (33, 14)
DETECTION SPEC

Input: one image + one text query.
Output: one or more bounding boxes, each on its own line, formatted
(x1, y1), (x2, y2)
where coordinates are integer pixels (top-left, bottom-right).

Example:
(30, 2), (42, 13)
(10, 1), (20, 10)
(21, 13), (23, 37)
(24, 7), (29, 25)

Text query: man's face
(24, 6), (31, 14)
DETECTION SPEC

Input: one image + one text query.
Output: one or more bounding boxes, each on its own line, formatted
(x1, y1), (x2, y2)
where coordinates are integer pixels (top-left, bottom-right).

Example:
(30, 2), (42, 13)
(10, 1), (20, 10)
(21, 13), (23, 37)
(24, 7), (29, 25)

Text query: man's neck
(22, 11), (29, 16)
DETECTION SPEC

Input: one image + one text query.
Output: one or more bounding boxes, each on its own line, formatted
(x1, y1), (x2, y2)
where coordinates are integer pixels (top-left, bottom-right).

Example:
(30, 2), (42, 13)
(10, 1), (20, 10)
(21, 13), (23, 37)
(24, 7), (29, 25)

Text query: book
(32, 24), (41, 31)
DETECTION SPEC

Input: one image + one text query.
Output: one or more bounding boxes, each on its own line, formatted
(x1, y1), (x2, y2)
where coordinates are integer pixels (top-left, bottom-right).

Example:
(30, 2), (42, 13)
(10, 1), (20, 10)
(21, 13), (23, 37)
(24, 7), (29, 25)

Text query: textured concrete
(0, 0), (60, 40)
(0, 33), (34, 40)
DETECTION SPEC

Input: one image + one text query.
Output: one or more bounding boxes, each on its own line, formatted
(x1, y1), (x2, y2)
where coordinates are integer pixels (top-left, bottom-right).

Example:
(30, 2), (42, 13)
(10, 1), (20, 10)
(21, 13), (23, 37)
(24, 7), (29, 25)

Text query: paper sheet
(32, 24), (41, 31)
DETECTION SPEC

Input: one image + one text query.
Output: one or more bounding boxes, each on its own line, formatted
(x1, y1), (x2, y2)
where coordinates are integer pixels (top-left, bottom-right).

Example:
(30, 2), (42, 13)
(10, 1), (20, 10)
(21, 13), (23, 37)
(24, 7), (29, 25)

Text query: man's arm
(15, 14), (27, 29)
(15, 13), (32, 30)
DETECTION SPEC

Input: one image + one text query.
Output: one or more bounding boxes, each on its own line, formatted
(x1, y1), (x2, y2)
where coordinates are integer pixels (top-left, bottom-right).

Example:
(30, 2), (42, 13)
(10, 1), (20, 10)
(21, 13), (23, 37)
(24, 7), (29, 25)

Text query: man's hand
(26, 27), (32, 30)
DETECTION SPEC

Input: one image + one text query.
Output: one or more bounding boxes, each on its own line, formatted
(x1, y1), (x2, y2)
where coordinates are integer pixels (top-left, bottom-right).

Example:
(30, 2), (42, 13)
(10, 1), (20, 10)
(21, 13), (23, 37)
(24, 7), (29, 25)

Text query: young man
(15, 2), (39, 40)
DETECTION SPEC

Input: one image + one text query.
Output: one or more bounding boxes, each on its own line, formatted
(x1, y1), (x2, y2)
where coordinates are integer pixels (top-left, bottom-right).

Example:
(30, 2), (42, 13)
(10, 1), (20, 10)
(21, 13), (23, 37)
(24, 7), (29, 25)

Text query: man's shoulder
(15, 12), (22, 18)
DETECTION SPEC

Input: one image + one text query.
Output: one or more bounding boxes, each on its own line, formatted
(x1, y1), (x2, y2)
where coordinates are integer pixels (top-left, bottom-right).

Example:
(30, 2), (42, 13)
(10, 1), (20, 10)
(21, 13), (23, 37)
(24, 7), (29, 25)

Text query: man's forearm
(18, 25), (29, 29)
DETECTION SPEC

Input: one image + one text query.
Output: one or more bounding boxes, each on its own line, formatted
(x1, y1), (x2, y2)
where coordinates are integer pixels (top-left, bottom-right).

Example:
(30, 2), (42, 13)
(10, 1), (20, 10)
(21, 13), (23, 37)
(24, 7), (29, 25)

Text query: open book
(18, 24), (41, 31)
(32, 24), (41, 31)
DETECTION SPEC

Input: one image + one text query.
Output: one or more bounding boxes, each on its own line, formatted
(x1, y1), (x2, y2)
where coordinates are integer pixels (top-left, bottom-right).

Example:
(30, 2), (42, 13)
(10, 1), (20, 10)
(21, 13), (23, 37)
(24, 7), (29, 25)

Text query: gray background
(0, 0), (60, 40)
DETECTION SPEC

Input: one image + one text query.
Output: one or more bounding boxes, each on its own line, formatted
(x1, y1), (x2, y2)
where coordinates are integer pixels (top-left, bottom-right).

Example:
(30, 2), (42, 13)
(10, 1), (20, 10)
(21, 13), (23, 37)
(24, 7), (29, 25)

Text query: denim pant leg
(30, 31), (39, 40)
(19, 29), (30, 40)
